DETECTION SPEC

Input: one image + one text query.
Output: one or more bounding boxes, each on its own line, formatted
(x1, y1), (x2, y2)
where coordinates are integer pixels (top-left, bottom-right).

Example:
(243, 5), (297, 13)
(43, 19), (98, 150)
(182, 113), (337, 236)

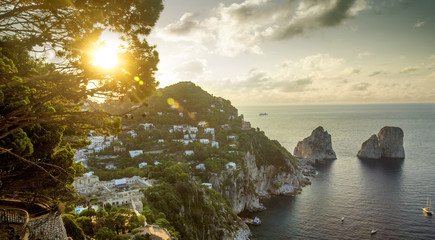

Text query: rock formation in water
(293, 126), (337, 164)
(357, 134), (382, 159)
(357, 126), (405, 159)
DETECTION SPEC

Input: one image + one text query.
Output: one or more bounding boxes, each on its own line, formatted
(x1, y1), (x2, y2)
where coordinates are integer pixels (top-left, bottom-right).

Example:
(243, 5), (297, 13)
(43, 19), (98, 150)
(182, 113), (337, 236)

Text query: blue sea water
(237, 104), (435, 240)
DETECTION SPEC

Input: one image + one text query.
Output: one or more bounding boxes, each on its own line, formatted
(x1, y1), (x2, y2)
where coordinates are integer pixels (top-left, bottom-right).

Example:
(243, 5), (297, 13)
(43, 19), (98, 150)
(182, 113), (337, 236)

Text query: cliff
(293, 126), (337, 164)
(357, 126), (405, 159)
(210, 151), (306, 214)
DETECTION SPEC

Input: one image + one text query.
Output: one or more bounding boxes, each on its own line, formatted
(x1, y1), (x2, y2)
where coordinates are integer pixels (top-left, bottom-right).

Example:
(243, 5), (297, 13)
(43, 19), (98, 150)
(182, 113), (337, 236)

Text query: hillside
(77, 82), (306, 239)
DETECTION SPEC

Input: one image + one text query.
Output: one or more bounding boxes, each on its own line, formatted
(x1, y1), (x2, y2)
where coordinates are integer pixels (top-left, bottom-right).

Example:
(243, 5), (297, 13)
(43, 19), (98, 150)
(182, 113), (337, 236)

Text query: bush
(62, 214), (86, 240)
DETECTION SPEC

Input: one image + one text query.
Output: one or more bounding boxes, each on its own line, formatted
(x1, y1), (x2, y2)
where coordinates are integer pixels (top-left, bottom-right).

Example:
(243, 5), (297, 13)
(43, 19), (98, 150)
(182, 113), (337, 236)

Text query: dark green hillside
(144, 82), (238, 126)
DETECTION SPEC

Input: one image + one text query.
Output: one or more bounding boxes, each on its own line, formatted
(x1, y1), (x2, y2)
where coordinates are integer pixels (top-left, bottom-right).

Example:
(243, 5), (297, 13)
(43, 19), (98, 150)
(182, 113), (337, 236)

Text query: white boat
(243, 216), (261, 226)
(371, 219), (377, 234)
(341, 216), (344, 222)
(253, 216), (261, 225)
(422, 197), (434, 215)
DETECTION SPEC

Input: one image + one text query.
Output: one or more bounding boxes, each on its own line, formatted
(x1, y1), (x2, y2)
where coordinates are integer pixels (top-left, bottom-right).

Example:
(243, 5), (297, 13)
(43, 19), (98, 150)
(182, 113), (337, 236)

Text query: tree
(0, 0), (164, 202)
(76, 216), (95, 236)
(95, 227), (116, 240)
(62, 214), (86, 240)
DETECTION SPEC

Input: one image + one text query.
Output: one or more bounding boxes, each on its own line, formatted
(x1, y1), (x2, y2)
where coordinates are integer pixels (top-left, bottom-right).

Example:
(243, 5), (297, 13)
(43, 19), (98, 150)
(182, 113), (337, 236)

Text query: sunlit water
(237, 104), (435, 239)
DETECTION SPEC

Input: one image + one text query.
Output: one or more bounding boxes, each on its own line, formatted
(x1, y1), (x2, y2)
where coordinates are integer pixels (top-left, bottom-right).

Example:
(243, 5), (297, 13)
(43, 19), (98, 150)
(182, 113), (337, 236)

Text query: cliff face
(357, 126), (405, 159)
(210, 152), (305, 214)
(293, 126), (337, 164)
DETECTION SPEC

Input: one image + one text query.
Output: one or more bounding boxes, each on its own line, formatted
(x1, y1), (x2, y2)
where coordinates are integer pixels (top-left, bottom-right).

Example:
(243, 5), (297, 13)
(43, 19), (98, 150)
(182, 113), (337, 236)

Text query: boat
(253, 216), (261, 225)
(341, 216), (344, 222)
(422, 197), (434, 215)
(259, 113), (268, 116)
(243, 216), (262, 226)
(371, 219), (377, 235)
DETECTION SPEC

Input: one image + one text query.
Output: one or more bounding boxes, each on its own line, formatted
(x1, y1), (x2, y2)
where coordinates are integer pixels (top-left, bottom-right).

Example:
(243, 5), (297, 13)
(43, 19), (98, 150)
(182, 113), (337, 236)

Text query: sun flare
(91, 42), (119, 69)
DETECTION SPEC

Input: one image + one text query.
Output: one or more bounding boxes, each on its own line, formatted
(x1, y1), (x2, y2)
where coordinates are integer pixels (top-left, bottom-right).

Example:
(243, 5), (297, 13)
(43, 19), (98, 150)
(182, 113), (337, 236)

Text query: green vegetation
(141, 172), (240, 239)
(0, 0), (163, 202)
(63, 206), (146, 240)
(98, 82), (239, 128)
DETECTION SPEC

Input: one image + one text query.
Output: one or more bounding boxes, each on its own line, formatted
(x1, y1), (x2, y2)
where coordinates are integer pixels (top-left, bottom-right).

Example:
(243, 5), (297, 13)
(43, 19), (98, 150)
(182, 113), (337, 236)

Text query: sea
(237, 104), (435, 240)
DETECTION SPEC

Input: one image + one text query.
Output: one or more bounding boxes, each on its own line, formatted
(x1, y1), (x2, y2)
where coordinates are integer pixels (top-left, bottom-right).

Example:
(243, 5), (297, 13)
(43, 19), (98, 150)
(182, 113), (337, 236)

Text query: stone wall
(27, 211), (67, 240)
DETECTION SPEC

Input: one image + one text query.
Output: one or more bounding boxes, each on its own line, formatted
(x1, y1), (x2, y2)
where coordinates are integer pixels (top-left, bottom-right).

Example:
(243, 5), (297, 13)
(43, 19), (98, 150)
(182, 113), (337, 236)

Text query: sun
(91, 42), (119, 69)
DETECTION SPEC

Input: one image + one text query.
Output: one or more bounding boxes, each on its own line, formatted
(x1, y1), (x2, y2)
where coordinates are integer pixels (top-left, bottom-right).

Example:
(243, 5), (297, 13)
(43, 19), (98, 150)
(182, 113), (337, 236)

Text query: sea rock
(293, 126), (337, 164)
(357, 134), (382, 159)
(357, 126), (405, 159)
(378, 126), (405, 158)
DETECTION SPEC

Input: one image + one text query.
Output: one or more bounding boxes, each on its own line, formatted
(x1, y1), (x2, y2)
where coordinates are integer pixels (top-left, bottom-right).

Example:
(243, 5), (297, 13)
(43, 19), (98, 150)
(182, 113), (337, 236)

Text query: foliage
(204, 157), (228, 173)
(99, 81), (239, 127)
(95, 227), (116, 240)
(237, 129), (298, 171)
(140, 161), (240, 240)
(0, 0), (163, 201)
(62, 214), (86, 240)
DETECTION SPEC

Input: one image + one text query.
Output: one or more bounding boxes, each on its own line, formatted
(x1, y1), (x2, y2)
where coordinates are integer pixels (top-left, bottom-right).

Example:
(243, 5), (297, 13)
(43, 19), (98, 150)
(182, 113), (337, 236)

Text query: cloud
(213, 53), (357, 97)
(368, 71), (386, 77)
(156, 0), (369, 56)
(280, 78), (313, 92)
(357, 51), (371, 59)
(272, 0), (369, 40)
(161, 58), (212, 85)
(414, 21), (425, 28)
(400, 66), (420, 74)
(350, 82), (370, 91)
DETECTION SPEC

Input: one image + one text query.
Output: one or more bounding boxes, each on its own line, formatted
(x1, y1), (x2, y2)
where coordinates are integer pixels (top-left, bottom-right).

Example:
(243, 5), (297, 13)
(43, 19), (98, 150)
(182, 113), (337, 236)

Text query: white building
(158, 139), (165, 143)
(187, 127), (198, 134)
(202, 183), (212, 189)
(173, 125), (184, 132)
(195, 163), (205, 171)
(139, 123), (154, 130)
(175, 139), (193, 145)
(139, 162), (148, 168)
(129, 150), (143, 158)
(198, 121), (207, 127)
(199, 139), (210, 144)
(211, 141), (219, 148)
(105, 164), (117, 170)
(127, 130), (137, 138)
(204, 128), (215, 135)
(184, 150), (194, 156)
(226, 162), (236, 170)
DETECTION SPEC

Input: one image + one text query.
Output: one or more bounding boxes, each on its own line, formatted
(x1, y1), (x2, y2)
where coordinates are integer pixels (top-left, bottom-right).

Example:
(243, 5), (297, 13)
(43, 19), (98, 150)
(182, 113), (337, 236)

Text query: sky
(147, 0), (435, 106)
